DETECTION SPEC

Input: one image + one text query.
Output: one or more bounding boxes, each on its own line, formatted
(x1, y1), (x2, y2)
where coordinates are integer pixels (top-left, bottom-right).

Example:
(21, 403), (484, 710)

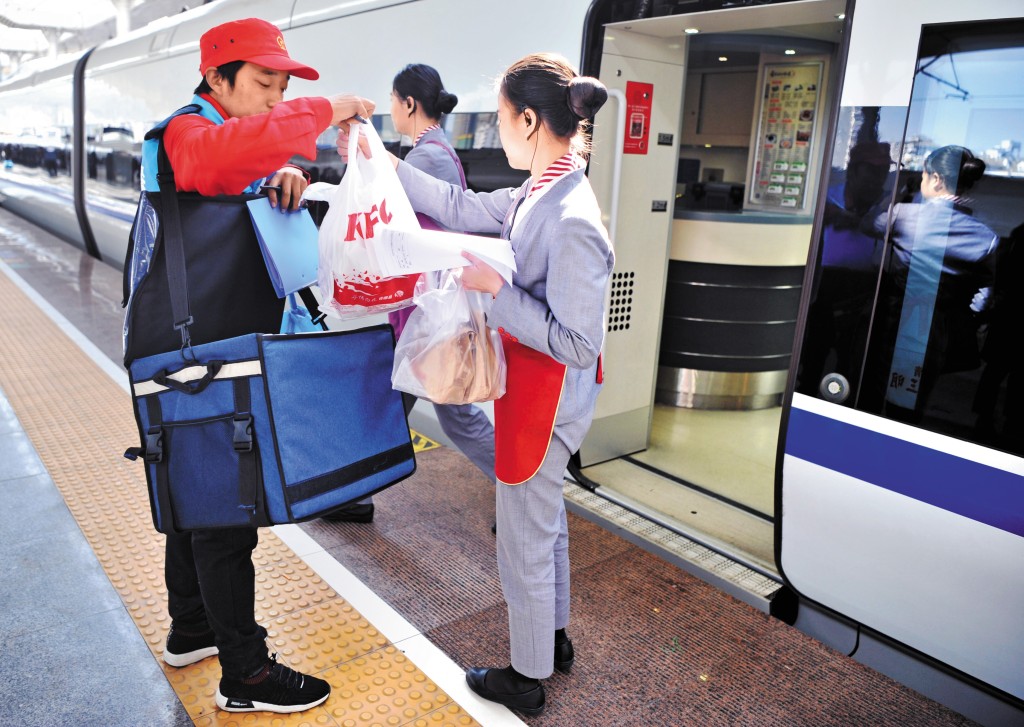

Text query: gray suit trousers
(434, 402), (495, 483)
(496, 436), (571, 679)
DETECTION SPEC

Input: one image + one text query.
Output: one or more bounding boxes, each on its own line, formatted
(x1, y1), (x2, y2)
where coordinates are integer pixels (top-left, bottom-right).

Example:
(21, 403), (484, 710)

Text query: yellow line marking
(411, 429), (441, 453)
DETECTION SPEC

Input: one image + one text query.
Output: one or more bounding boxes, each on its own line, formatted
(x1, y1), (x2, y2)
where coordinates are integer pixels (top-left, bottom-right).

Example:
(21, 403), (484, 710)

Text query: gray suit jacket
(396, 161), (614, 447)
(403, 127), (464, 188)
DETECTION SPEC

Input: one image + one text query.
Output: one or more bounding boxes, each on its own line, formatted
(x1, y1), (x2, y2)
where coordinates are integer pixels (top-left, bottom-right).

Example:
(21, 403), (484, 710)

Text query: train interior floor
(580, 404), (778, 574)
(0, 206), (978, 726)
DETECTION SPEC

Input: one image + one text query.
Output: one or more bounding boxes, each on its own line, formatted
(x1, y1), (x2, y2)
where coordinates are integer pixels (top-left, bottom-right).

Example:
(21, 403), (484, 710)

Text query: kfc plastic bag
(392, 269), (506, 404)
(302, 121), (420, 319)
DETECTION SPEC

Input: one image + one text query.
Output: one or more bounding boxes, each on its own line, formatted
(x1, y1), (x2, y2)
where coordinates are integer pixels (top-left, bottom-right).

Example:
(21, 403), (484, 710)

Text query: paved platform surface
(0, 207), (978, 725)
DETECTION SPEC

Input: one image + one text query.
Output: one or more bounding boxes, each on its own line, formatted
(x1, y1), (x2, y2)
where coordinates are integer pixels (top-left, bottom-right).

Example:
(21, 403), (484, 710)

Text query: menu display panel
(748, 61), (824, 211)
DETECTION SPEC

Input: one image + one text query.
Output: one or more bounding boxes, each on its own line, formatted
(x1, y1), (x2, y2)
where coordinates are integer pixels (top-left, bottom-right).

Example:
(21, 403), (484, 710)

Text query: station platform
(0, 206), (978, 726)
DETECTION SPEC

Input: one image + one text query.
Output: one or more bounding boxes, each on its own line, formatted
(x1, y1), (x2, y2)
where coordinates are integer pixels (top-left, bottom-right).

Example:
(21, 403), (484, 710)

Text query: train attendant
(350, 52), (613, 714)
(325, 63), (496, 524)
(147, 17), (374, 715)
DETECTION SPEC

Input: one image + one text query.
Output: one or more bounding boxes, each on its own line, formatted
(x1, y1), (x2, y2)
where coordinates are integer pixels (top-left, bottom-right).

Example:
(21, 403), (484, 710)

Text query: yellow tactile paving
(267, 602), (389, 675)
(0, 267), (478, 727)
(322, 648), (454, 726)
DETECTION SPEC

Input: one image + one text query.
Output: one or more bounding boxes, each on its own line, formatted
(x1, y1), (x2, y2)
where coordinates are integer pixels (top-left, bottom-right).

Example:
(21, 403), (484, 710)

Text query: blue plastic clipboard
(246, 198), (319, 298)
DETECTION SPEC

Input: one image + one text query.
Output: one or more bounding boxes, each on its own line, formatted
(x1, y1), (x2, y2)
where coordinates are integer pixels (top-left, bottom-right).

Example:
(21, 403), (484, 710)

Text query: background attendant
(864, 144), (995, 420)
(361, 52), (613, 715)
(150, 17), (374, 715)
(326, 63), (496, 525)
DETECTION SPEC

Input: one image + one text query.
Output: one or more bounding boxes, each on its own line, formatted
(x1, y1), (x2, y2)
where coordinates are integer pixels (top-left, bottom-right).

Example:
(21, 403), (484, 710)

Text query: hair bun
(436, 89), (458, 115)
(567, 76), (608, 119)
(961, 156), (986, 185)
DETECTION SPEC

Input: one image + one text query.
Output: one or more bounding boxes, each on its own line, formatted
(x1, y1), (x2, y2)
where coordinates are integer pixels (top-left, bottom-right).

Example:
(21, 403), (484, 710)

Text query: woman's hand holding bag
(392, 269), (506, 404)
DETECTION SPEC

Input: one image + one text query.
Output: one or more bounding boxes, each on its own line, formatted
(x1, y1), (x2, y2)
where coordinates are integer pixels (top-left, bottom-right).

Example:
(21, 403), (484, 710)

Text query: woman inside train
(341, 52), (613, 715)
(864, 144), (997, 421)
(323, 63), (496, 524)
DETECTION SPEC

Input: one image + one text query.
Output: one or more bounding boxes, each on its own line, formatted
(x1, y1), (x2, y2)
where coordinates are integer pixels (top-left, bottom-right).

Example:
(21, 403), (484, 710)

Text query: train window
(0, 77), (75, 186)
(795, 105), (902, 400)
(856, 19), (1024, 454)
(304, 111), (521, 193)
(358, 112), (502, 151)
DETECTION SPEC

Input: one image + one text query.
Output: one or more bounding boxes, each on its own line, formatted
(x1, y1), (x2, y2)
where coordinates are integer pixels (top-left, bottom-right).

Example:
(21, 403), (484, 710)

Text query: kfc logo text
(344, 199), (393, 241)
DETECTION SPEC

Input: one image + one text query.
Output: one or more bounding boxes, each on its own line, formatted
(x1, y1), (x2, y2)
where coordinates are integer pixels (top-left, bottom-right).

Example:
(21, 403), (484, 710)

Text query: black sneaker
(216, 655), (330, 713)
(163, 625), (218, 668)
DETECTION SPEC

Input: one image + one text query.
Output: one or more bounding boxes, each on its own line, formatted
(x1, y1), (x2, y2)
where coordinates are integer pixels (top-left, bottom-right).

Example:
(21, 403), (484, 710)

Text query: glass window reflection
(859, 20), (1024, 453)
(797, 106), (901, 399)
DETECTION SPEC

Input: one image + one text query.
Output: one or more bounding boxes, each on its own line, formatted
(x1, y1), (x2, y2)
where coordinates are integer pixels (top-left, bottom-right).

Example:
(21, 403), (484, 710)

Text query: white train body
(1, 1), (1021, 721)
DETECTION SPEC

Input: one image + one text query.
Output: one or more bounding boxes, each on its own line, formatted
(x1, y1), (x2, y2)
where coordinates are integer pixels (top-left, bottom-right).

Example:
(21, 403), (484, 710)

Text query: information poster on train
(623, 81), (653, 155)
(748, 61), (823, 211)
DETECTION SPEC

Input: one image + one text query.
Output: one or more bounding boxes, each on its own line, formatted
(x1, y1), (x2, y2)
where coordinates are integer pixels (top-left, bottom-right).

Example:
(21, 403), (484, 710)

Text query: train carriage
(1, 1), (1021, 723)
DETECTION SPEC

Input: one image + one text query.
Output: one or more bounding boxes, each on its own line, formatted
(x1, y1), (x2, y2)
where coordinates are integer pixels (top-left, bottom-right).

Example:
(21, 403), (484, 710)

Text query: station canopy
(0, 1), (117, 31)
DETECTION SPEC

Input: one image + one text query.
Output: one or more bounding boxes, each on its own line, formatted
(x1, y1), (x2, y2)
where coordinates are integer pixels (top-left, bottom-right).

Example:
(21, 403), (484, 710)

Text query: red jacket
(164, 93), (332, 195)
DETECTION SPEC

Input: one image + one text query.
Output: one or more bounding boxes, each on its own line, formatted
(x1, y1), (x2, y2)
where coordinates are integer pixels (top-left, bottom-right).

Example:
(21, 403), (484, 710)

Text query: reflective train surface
(0, 0), (1021, 724)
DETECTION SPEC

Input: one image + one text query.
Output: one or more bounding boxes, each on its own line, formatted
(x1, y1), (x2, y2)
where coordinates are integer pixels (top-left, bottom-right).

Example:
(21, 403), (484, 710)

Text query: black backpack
(121, 105), (322, 366)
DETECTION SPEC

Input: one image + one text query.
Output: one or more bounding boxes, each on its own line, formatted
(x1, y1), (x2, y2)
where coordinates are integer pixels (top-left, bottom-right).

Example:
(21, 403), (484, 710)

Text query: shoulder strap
(151, 111), (197, 356)
(143, 396), (179, 532)
(144, 104), (202, 141)
(296, 287), (328, 328)
(423, 139), (467, 190)
(122, 104), (203, 309)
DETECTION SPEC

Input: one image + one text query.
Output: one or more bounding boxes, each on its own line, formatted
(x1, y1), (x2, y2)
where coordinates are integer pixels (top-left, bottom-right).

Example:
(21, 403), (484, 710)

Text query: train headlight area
(0, 205), (1008, 725)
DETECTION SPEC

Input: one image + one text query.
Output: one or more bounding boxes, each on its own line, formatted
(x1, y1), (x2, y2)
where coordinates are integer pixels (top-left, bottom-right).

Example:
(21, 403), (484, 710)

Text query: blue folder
(246, 198), (320, 297)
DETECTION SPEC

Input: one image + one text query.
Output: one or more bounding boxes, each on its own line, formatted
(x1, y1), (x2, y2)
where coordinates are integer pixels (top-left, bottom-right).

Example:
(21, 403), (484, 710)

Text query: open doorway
(583, 0), (847, 574)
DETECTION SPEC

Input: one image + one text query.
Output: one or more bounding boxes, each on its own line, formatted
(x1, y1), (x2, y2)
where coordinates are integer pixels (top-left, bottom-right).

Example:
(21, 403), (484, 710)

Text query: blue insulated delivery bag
(122, 106), (406, 533)
(128, 326), (415, 533)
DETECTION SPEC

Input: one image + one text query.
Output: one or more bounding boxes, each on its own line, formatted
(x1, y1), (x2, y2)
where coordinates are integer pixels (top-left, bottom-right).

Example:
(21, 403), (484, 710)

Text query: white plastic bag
(392, 269), (506, 404)
(302, 121), (420, 319)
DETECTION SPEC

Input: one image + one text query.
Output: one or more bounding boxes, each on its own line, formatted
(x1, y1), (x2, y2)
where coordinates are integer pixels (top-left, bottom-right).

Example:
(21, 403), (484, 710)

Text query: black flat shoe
(554, 633), (575, 672)
(321, 502), (374, 523)
(466, 666), (544, 716)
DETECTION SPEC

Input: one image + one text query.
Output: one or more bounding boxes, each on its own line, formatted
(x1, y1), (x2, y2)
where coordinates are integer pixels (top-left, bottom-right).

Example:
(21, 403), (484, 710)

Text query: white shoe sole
(163, 645), (219, 668)
(214, 688), (330, 713)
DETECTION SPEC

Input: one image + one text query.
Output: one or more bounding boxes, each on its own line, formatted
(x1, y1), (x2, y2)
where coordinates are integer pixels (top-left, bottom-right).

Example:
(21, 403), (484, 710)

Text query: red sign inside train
(624, 81), (653, 155)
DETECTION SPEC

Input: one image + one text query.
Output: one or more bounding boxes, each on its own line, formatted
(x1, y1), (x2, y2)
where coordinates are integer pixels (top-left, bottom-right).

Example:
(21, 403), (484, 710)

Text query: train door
(781, 1), (1024, 711)
(583, 23), (687, 465)
(580, 0), (846, 574)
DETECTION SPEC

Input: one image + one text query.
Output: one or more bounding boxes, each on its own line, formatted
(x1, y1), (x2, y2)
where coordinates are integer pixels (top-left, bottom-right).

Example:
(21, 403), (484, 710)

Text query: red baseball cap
(199, 18), (319, 81)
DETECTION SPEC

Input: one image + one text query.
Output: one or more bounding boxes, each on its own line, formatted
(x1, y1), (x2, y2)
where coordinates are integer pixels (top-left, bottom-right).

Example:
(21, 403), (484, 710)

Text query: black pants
(165, 527), (267, 679)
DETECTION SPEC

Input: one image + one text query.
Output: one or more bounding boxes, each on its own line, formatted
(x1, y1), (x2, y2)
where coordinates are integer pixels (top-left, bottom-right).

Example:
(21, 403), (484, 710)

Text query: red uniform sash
(494, 330), (567, 485)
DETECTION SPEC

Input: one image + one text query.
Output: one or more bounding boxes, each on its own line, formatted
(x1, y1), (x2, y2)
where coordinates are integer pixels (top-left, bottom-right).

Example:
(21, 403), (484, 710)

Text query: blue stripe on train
(786, 406), (1024, 538)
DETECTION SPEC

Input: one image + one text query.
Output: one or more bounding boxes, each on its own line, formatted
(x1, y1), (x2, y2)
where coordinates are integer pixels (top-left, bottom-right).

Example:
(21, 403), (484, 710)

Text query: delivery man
(148, 17), (374, 715)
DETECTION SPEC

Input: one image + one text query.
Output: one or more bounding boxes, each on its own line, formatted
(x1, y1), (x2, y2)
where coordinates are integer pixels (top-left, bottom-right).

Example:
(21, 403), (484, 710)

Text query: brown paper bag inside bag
(409, 309), (503, 404)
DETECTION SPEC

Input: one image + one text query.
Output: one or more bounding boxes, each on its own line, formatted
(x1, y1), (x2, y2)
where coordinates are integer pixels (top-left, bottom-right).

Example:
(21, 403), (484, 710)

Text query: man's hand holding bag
(304, 121), (420, 319)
